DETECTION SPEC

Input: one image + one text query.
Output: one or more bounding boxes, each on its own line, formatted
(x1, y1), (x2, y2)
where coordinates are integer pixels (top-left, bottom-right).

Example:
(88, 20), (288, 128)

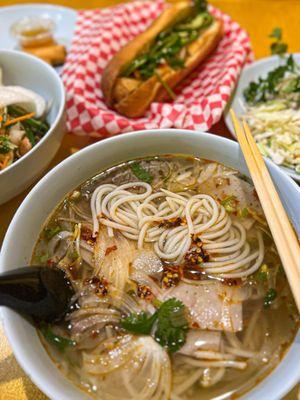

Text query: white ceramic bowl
(0, 130), (299, 400)
(224, 54), (300, 182)
(0, 49), (65, 204)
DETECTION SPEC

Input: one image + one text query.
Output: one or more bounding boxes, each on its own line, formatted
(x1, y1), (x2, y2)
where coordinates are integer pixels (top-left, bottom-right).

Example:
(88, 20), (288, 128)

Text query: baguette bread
(102, 1), (224, 118)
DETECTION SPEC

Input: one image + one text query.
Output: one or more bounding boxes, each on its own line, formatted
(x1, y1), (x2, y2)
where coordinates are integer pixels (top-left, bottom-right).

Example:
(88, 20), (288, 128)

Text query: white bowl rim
(224, 53), (300, 182)
(1, 129), (300, 400)
(0, 49), (66, 176)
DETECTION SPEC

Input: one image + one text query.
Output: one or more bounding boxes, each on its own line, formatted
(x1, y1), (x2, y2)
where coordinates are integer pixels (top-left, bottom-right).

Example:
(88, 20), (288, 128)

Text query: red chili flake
(159, 217), (184, 229)
(81, 227), (96, 246)
(90, 329), (100, 339)
(221, 278), (243, 287)
(105, 245), (117, 256)
(137, 284), (154, 300)
(68, 264), (79, 280)
(46, 258), (55, 267)
(162, 265), (182, 288)
(87, 276), (109, 296)
(184, 235), (209, 266)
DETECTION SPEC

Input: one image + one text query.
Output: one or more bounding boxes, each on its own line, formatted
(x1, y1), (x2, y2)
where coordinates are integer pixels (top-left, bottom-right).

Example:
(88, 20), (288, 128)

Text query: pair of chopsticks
(230, 110), (300, 312)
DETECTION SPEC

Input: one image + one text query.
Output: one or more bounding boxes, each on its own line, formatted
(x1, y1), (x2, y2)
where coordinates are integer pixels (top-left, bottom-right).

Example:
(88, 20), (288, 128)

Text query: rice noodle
(90, 183), (264, 278)
(82, 335), (171, 400)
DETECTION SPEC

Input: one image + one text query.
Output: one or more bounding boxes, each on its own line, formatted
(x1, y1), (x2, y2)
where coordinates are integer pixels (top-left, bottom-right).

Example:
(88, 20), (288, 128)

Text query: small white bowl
(0, 49), (65, 204)
(224, 54), (300, 182)
(0, 130), (299, 400)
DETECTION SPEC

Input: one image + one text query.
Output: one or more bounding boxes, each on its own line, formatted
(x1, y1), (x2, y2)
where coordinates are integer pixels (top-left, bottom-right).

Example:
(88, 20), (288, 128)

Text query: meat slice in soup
(32, 155), (299, 400)
(162, 282), (244, 332)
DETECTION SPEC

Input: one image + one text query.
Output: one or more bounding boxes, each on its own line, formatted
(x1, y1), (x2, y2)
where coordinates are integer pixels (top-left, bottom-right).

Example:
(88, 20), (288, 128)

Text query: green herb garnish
(130, 162), (153, 183)
(269, 27), (288, 56)
(120, 298), (188, 353)
(154, 298), (188, 353)
(155, 71), (176, 99)
(221, 196), (237, 213)
(44, 226), (62, 240)
(263, 288), (277, 308)
(38, 252), (51, 264)
(243, 55), (297, 104)
(256, 264), (269, 282)
(0, 136), (12, 154)
(8, 105), (49, 136)
(121, 311), (157, 335)
(40, 324), (76, 352)
(238, 207), (249, 218)
(24, 126), (36, 146)
(122, 3), (213, 81)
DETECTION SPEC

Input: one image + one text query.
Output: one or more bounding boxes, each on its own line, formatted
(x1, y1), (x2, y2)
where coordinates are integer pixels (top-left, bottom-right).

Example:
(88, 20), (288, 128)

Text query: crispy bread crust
(102, 2), (224, 118)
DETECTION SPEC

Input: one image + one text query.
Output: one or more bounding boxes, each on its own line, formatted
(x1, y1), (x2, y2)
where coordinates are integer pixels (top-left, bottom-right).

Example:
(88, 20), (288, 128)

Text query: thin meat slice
(162, 281), (244, 332)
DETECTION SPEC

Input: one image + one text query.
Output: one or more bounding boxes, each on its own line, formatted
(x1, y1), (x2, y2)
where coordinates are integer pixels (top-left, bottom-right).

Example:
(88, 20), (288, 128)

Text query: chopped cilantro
(44, 226), (62, 240)
(269, 27), (282, 41)
(264, 288), (277, 308)
(221, 196), (237, 213)
(121, 311), (157, 335)
(130, 162), (153, 183)
(256, 264), (269, 282)
(269, 27), (288, 56)
(120, 298), (188, 353)
(154, 298), (189, 353)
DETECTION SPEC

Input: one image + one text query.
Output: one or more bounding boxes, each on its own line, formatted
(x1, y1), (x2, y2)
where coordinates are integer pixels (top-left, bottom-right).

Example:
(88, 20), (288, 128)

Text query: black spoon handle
(0, 266), (74, 323)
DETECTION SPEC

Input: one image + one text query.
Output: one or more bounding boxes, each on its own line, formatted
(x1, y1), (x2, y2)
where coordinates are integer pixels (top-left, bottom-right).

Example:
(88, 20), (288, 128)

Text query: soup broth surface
(32, 156), (298, 400)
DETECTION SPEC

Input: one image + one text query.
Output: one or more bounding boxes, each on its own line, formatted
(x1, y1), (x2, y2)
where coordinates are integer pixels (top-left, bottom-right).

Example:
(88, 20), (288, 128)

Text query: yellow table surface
(0, 0), (299, 399)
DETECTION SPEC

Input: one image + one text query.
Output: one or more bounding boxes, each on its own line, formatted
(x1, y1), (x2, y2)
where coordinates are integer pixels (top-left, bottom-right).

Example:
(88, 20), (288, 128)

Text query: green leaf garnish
(243, 54), (297, 104)
(154, 298), (189, 353)
(264, 288), (277, 308)
(40, 324), (76, 352)
(270, 42), (288, 56)
(120, 298), (189, 353)
(130, 162), (153, 183)
(121, 311), (157, 335)
(269, 27), (282, 40)
(269, 27), (288, 56)
(44, 225), (62, 240)
(193, 0), (208, 12)
(221, 196), (237, 213)
(256, 263), (269, 282)
(0, 136), (12, 154)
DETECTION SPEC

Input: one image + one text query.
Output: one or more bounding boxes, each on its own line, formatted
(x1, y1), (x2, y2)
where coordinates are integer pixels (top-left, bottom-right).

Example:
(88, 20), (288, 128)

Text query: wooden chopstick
(230, 109), (300, 312)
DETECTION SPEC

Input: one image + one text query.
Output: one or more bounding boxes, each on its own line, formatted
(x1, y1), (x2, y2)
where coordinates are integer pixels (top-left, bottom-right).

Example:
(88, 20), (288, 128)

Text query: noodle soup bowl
(1, 129), (299, 400)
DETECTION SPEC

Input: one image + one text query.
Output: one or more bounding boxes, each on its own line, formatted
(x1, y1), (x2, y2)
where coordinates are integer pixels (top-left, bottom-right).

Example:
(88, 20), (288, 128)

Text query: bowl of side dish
(0, 49), (65, 204)
(0, 129), (299, 400)
(225, 53), (300, 182)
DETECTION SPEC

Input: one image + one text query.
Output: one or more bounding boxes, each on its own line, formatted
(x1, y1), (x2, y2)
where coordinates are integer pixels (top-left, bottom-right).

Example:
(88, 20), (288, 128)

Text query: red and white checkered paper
(62, 0), (252, 137)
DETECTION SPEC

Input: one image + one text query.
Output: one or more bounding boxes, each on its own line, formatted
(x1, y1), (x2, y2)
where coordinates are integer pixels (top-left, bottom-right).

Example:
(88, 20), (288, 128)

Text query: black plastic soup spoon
(0, 266), (75, 323)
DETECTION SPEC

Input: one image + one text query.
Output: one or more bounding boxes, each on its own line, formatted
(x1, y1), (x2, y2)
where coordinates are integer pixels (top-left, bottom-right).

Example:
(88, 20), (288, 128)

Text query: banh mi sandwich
(102, 0), (224, 118)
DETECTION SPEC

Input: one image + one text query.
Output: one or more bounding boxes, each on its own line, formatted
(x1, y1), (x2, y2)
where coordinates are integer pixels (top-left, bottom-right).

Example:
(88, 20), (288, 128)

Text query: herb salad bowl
(225, 53), (300, 182)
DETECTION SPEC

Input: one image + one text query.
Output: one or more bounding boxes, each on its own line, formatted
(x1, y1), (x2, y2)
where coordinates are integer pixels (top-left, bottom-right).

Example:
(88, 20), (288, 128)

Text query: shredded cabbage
(243, 101), (300, 174)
